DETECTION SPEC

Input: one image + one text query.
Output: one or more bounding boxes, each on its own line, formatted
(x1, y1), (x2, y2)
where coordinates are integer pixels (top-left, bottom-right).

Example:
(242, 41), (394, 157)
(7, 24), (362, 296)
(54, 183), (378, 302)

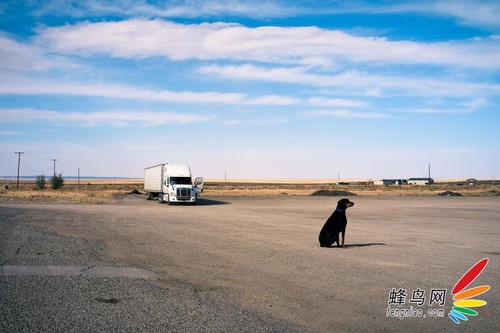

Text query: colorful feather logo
(448, 258), (490, 324)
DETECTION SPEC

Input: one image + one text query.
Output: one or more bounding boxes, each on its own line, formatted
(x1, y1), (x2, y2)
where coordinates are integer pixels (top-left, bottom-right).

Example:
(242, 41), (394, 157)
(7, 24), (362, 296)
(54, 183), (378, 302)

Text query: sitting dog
(319, 198), (355, 248)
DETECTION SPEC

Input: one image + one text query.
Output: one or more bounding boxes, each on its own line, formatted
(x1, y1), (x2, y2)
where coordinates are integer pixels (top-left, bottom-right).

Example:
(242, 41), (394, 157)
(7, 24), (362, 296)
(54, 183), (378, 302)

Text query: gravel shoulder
(1, 195), (499, 332)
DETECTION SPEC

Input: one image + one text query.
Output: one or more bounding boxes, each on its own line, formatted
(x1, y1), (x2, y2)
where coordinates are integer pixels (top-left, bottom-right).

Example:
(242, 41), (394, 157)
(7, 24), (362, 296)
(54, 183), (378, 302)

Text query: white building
(408, 178), (434, 186)
(374, 179), (407, 186)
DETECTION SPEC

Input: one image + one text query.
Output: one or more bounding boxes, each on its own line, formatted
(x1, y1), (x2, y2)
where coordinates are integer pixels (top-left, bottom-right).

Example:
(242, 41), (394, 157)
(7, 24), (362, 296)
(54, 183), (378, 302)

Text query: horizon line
(1, 176), (495, 183)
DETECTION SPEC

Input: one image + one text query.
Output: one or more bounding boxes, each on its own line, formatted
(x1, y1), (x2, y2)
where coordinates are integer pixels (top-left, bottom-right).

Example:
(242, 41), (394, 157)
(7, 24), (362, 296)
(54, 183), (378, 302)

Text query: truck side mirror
(194, 177), (203, 191)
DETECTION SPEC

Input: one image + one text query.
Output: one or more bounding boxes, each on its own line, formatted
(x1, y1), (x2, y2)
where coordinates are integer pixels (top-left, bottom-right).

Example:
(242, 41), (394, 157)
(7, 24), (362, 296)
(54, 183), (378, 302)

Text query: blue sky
(0, 0), (499, 180)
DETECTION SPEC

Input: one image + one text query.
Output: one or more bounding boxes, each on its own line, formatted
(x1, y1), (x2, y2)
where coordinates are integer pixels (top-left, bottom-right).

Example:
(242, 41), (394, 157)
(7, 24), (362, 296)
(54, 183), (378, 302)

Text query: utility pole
(428, 163), (431, 187)
(15, 152), (24, 189)
(52, 159), (58, 177)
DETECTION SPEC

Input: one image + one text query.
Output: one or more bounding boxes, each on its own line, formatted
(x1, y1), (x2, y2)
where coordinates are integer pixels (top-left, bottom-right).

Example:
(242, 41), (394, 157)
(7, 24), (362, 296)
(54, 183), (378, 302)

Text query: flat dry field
(1, 178), (498, 203)
(1, 193), (499, 332)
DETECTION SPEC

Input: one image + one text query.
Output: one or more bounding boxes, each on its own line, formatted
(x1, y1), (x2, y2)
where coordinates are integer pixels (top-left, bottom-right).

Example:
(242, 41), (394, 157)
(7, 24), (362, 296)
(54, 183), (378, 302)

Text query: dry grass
(0, 181), (143, 204)
(204, 183), (499, 196)
(1, 178), (498, 203)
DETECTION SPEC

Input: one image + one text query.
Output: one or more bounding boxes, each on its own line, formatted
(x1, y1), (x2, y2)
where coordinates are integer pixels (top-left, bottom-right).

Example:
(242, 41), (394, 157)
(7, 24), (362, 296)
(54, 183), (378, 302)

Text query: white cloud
(245, 95), (299, 105)
(247, 117), (289, 126)
(0, 33), (73, 72)
(34, 19), (500, 68)
(26, 1), (500, 31)
(0, 130), (24, 136)
(307, 97), (369, 108)
(0, 108), (213, 126)
(421, 1), (500, 30)
(31, 0), (296, 20)
(0, 79), (243, 103)
(302, 109), (389, 119)
(0, 79), (298, 105)
(199, 64), (500, 97)
(408, 108), (472, 114)
(406, 97), (488, 114)
(304, 1), (500, 31)
(198, 64), (321, 84)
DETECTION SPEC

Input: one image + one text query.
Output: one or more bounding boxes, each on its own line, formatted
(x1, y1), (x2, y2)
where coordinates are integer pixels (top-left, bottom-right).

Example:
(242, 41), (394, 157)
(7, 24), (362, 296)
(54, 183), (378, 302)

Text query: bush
(50, 173), (65, 189)
(35, 175), (46, 190)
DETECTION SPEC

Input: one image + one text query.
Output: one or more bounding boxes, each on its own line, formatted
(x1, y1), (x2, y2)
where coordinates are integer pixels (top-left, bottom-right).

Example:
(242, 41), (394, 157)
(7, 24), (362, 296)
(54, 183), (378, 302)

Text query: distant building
(408, 178), (434, 186)
(374, 179), (407, 186)
(466, 178), (478, 186)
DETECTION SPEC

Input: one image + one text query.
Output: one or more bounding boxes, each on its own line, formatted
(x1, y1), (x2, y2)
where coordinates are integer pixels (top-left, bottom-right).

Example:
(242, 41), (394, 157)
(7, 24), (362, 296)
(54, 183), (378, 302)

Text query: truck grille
(177, 188), (191, 199)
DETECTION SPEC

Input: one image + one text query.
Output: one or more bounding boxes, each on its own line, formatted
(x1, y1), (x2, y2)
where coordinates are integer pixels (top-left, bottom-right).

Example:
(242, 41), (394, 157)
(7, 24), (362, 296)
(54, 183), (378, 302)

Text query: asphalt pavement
(0, 205), (305, 333)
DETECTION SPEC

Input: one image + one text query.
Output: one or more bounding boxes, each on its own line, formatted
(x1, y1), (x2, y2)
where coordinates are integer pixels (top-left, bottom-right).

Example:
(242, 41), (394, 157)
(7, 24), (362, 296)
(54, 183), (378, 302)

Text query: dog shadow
(321, 243), (386, 249)
(345, 243), (386, 248)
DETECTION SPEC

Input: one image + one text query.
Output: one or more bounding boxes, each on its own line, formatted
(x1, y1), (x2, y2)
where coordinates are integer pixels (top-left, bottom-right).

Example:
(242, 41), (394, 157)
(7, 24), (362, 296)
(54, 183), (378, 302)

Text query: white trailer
(144, 163), (203, 205)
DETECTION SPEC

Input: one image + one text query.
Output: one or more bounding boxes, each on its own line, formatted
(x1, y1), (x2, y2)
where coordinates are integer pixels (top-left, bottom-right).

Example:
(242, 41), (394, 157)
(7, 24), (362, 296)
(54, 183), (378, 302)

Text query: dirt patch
(438, 191), (463, 196)
(310, 189), (357, 196)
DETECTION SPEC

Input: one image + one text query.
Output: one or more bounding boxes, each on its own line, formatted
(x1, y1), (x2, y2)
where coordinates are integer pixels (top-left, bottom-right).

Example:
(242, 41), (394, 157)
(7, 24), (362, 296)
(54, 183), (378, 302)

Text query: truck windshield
(170, 177), (192, 185)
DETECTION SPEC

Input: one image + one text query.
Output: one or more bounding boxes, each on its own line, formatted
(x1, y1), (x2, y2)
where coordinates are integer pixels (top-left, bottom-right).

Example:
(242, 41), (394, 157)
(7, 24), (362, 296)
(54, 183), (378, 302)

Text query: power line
(20, 162), (52, 173)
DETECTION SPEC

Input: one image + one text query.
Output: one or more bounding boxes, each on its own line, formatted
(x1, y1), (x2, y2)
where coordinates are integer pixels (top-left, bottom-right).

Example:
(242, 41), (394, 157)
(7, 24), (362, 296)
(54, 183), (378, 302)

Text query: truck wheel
(193, 194), (198, 206)
(158, 193), (164, 204)
(167, 194), (171, 205)
(147, 192), (153, 200)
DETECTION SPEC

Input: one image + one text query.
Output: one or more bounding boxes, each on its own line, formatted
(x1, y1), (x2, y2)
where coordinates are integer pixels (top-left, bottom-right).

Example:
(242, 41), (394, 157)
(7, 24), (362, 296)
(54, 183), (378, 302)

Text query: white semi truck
(144, 163), (203, 205)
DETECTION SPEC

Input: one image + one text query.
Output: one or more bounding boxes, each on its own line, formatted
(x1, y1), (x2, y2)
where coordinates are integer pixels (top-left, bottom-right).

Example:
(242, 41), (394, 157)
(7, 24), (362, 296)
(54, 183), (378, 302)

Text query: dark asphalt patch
(0, 265), (160, 278)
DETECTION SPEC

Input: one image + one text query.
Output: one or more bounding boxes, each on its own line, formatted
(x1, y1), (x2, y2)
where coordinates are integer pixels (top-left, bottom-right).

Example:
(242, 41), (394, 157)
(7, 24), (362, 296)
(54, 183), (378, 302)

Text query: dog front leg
(341, 230), (345, 248)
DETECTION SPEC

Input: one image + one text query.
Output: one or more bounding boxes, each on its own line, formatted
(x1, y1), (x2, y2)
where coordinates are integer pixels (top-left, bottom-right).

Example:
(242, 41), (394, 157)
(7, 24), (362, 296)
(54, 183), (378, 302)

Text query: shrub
(50, 173), (65, 189)
(35, 175), (46, 190)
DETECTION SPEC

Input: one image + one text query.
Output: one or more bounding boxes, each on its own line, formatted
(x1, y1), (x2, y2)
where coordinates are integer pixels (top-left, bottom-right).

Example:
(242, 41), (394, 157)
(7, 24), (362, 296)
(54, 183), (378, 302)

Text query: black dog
(319, 198), (355, 248)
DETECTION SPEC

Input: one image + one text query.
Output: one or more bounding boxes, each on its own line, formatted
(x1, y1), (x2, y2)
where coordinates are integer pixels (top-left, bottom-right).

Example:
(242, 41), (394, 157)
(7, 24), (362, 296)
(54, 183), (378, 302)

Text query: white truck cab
(144, 163), (203, 205)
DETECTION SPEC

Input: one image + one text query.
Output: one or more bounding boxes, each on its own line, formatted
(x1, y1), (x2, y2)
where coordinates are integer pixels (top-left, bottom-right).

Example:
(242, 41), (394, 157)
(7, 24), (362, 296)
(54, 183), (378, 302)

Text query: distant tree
(35, 174), (46, 190)
(50, 173), (65, 189)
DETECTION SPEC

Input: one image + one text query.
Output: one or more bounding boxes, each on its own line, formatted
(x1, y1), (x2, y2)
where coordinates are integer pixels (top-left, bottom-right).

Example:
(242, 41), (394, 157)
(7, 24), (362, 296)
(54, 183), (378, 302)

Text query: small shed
(408, 178), (434, 186)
